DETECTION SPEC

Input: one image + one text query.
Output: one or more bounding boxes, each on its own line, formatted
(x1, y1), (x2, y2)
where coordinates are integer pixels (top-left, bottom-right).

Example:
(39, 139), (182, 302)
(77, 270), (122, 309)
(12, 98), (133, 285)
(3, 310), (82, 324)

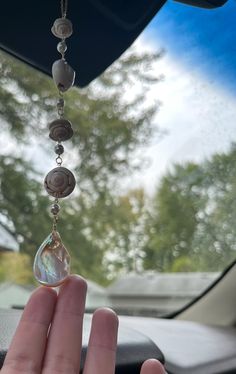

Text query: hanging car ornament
(33, 0), (76, 287)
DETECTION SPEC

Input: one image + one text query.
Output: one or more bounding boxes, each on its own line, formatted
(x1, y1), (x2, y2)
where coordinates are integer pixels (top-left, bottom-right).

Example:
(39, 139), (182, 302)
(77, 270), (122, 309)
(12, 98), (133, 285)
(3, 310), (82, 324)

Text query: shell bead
(52, 59), (75, 92)
(49, 119), (73, 142)
(44, 167), (76, 198)
(51, 18), (73, 39)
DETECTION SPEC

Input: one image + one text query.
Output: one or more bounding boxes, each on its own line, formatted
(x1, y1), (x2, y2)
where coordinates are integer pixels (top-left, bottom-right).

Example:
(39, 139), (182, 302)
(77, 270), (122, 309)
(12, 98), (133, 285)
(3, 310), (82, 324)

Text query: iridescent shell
(33, 231), (70, 287)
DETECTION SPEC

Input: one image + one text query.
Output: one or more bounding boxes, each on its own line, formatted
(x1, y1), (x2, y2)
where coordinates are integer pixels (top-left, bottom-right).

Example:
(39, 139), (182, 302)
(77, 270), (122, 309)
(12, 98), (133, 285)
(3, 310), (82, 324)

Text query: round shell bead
(44, 167), (76, 198)
(51, 18), (73, 39)
(49, 119), (73, 142)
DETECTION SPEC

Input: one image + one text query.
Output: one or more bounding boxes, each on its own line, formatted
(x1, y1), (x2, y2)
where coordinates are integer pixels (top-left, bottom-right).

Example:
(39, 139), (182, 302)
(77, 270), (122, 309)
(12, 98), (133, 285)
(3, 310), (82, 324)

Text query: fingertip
(93, 308), (119, 329)
(90, 308), (119, 350)
(141, 359), (165, 374)
(63, 274), (88, 291)
(21, 286), (57, 324)
(56, 274), (87, 314)
(29, 285), (57, 307)
(67, 273), (88, 284)
(33, 285), (58, 298)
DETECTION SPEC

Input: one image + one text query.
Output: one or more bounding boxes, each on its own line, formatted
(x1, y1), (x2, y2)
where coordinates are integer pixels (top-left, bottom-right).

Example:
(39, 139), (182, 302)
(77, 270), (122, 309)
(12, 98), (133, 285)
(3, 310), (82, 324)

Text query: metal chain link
(56, 155), (63, 166)
(52, 214), (58, 231)
(61, 0), (68, 18)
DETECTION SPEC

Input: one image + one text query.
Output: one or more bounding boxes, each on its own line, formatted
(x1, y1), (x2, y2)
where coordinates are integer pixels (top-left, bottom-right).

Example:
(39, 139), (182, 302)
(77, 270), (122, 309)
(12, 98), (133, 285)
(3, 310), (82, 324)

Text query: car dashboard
(0, 309), (235, 374)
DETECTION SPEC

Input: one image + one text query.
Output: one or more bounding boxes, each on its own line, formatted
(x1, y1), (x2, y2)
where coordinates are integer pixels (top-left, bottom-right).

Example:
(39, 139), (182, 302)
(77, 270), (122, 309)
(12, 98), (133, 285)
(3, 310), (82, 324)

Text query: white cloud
(2, 36), (235, 197)
(124, 34), (236, 195)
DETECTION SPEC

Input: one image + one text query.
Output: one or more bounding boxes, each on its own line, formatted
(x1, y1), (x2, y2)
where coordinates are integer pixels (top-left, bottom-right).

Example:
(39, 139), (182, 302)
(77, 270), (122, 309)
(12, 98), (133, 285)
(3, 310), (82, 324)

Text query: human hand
(1, 275), (165, 374)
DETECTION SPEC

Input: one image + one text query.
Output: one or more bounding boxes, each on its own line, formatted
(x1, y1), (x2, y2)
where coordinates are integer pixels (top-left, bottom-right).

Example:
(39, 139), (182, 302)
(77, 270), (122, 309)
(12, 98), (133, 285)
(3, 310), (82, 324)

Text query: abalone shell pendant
(33, 230), (70, 287)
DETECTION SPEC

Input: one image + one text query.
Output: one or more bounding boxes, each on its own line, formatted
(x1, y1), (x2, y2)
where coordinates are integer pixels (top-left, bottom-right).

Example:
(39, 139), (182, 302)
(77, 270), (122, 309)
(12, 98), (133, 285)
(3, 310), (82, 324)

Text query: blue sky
(123, 0), (236, 193)
(146, 0), (236, 94)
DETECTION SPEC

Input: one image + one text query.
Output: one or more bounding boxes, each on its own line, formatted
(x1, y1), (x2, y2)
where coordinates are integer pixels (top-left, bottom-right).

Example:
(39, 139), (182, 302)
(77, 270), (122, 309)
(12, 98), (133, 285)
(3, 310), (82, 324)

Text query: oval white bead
(52, 59), (75, 92)
(51, 18), (73, 39)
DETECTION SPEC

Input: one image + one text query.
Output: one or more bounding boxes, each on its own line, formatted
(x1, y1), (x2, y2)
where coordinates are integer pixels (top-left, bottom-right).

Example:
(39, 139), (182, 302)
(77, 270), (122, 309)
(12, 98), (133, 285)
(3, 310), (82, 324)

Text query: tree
(0, 48), (163, 284)
(190, 145), (236, 270)
(0, 252), (33, 284)
(144, 145), (236, 273)
(144, 163), (204, 271)
(0, 49), (163, 192)
(97, 188), (148, 279)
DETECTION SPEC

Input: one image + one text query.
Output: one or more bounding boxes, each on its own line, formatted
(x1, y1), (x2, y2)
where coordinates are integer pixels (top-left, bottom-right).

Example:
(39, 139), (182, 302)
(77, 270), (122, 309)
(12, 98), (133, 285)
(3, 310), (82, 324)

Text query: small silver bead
(55, 144), (64, 155)
(57, 40), (67, 55)
(51, 203), (60, 215)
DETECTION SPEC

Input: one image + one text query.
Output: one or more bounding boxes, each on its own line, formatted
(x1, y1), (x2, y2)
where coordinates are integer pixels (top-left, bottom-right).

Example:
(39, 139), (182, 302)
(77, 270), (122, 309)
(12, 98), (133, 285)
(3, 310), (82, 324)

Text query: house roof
(0, 225), (19, 252)
(0, 280), (108, 309)
(108, 272), (220, 298)
(0, 283), (31, 309)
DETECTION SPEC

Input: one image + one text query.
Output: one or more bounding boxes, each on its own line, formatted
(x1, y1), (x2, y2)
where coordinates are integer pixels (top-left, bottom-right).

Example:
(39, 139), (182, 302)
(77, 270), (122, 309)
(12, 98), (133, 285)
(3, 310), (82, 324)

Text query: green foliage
(0, 48), (235, 285)
(0, 156), (51, 253)
(170, 256), (197, 272)
(0, 49), (163, 192)
(0, 252), (33, 284)
(144, 145), (236, 272)
(144, 163), (203, 271)
(0, 48), (162, 284)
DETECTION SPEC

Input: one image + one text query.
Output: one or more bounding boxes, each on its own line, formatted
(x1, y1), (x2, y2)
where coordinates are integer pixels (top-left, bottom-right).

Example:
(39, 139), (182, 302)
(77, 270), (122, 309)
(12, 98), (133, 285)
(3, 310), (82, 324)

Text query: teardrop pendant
(33, 231), (70, 287)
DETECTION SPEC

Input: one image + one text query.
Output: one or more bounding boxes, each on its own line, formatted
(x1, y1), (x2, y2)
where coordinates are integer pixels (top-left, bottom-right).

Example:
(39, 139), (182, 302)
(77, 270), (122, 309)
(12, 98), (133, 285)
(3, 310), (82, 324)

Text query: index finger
(42, 275), (87, 374)
(1, 287), (57, 374)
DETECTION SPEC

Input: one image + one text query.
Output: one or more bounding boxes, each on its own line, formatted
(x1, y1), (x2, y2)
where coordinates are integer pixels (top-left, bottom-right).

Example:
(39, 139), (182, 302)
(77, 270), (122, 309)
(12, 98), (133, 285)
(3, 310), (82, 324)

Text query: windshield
(0, 0), (235, 316)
